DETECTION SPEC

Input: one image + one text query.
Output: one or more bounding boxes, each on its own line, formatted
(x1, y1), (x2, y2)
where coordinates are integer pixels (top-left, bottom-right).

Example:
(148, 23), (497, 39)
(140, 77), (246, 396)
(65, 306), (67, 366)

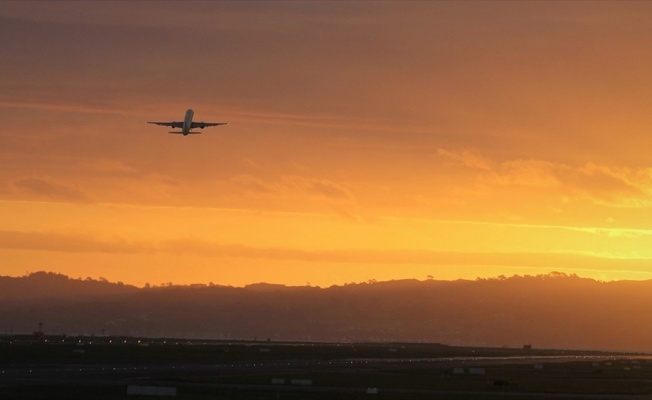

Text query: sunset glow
(3, 2), (652, 287)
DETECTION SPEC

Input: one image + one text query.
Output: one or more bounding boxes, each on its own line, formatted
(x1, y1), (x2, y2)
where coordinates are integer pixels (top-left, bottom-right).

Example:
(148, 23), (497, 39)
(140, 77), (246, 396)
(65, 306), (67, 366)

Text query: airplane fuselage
(182, 109), (194, 135)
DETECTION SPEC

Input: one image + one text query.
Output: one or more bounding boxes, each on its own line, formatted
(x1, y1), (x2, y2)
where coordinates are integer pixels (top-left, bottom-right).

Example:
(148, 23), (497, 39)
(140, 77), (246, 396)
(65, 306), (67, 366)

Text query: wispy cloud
(80, 159), (138, 174)
(11, 177), (91, 202)
(438, 147), (652, 207)
(224, 174), (356, 203)
(2, 229), (652, 275)
(506, 160), (651, 205)
(437, 148), (492, 170)
(288, 176), (355, 201)
(0, 100), (140, 116)
(485, 159), (558, 187)
(558, 163), (647, 203)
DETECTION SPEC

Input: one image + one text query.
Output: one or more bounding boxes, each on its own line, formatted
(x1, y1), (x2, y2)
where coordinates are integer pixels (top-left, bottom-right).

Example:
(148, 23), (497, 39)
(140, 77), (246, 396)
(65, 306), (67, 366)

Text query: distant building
(127, 386), (176, 397)
(33, 322), (44, 339)
(291, 379), (313, 386)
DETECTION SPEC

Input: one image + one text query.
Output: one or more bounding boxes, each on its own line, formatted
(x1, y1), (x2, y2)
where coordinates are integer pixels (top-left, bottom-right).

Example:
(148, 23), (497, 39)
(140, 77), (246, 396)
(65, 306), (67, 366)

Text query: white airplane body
(148, 109), (227, 135)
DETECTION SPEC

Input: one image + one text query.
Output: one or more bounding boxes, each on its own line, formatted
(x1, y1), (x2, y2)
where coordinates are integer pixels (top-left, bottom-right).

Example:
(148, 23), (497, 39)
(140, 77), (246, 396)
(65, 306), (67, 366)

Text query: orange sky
(2, 2), (652, 287)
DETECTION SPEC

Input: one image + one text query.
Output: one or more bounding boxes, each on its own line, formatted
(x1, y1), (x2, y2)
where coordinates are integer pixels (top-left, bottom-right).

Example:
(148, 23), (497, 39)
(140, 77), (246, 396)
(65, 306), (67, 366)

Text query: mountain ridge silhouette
(2, 271), (651, 351)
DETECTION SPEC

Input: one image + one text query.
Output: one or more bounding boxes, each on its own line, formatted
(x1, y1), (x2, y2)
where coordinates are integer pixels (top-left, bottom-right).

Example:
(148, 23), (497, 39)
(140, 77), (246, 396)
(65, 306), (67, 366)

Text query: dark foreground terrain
(1, 335), (651, 399)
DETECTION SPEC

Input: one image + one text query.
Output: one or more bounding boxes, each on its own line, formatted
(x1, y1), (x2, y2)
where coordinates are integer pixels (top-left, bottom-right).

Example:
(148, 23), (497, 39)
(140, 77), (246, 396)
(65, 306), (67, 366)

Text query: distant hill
(0, 272), (138, 301)
(1, 271), (651, 351)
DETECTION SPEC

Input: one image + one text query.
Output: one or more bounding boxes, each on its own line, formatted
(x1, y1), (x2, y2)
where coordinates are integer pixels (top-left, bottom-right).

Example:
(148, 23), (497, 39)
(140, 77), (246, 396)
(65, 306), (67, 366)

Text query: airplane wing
(147, 121), (184, 128)
(191, 122), (228, 129)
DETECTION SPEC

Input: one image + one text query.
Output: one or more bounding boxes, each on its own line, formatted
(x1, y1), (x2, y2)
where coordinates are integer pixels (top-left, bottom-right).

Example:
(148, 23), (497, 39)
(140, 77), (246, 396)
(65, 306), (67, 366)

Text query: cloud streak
(438, 148), (652, 207)
(2, 229), (652, 274)
(11, 177), (91, 202)
(437, 148), (492, 170)
(224, 174), (356, 202)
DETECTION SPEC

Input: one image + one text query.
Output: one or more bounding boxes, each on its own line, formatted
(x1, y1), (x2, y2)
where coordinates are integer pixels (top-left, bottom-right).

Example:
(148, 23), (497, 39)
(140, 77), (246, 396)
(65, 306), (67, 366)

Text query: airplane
(147, 109), (227, 135)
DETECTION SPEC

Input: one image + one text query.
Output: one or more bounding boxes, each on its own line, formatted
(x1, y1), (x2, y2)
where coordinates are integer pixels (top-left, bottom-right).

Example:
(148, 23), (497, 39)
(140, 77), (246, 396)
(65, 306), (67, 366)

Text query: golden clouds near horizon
(3, 199), (652, 287)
